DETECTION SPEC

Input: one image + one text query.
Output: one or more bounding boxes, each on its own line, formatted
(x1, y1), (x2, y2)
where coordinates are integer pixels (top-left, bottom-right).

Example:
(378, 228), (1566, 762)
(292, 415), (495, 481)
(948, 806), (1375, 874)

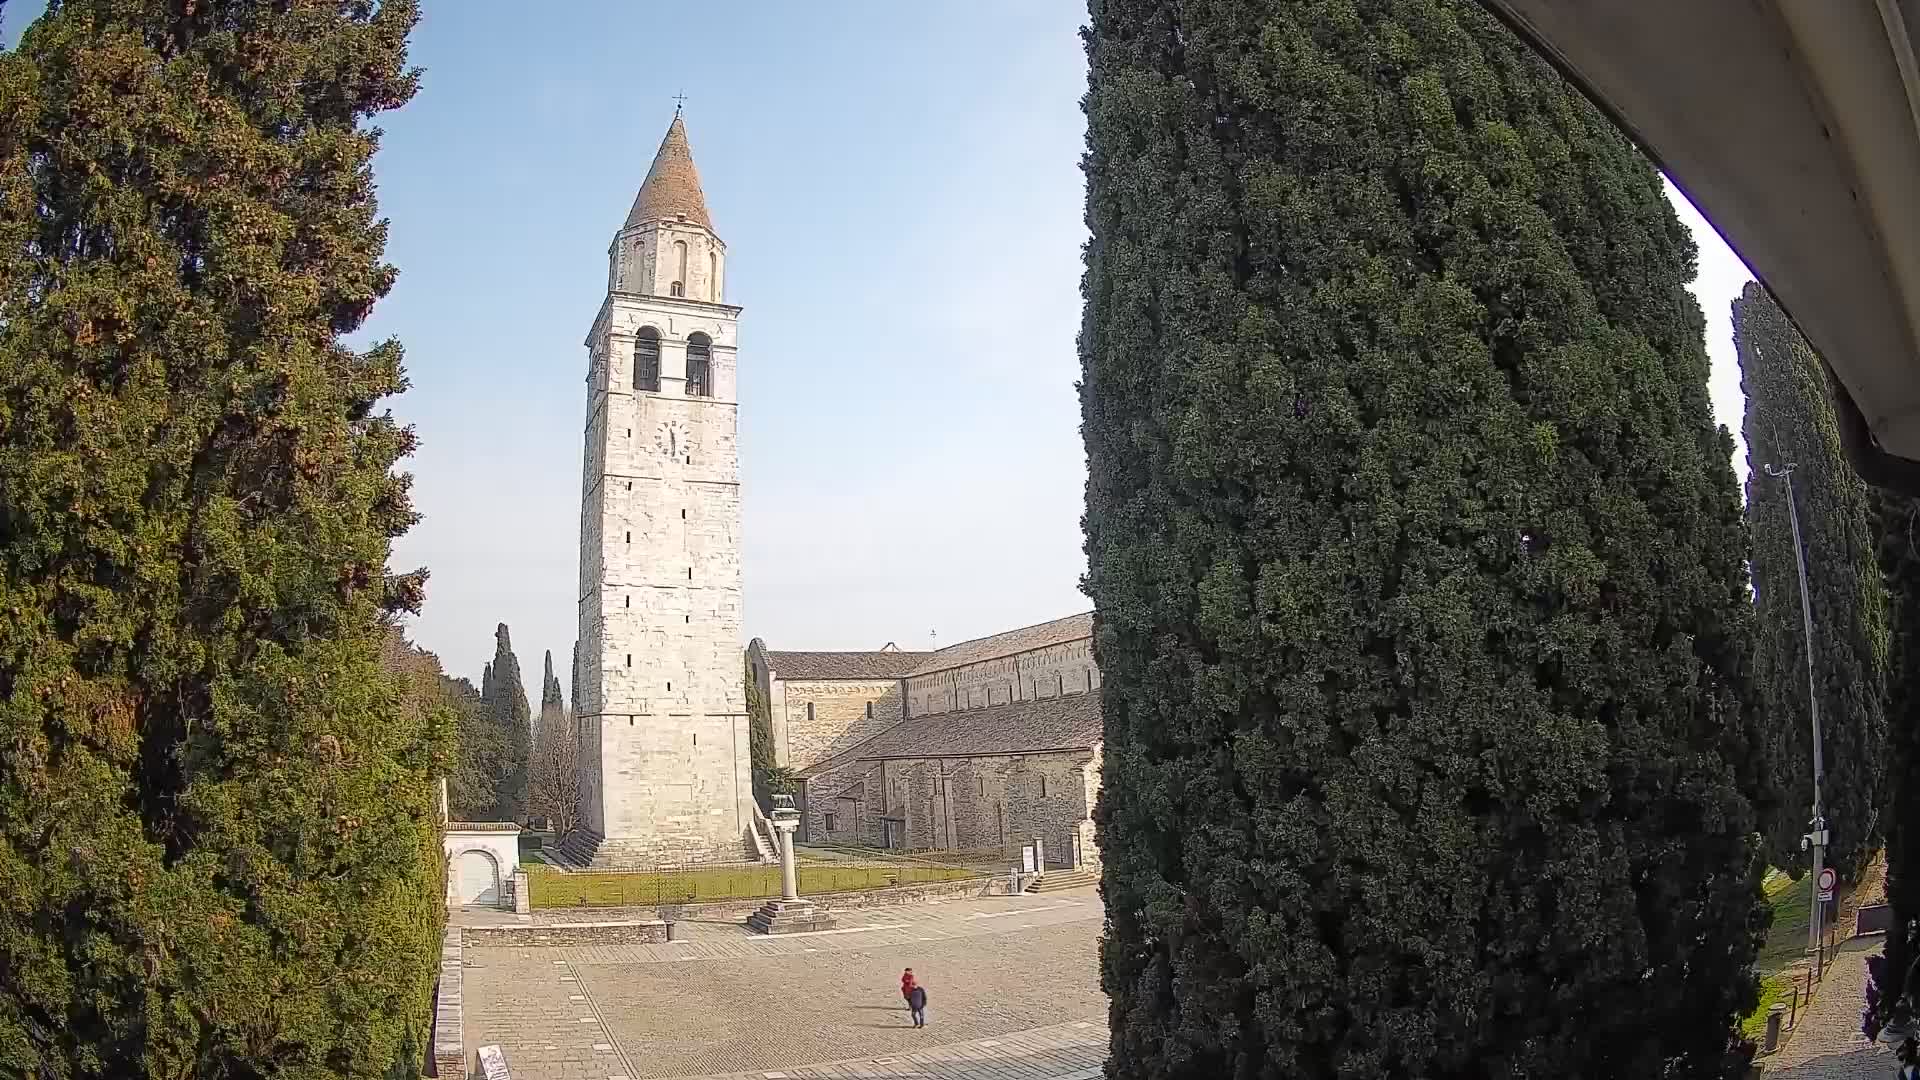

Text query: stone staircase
(1025, 868), (1098, 893)
(745, 805), (778, 864)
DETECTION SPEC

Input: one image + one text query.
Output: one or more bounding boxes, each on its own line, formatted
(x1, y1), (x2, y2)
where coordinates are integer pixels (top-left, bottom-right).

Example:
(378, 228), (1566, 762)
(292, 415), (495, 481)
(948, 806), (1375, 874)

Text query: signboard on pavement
(1022, 845), (1037, 874)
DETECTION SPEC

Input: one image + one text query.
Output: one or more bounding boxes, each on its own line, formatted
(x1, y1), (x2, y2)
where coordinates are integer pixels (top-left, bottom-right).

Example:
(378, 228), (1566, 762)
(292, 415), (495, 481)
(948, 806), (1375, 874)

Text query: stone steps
(1026, 868), (1098, 893)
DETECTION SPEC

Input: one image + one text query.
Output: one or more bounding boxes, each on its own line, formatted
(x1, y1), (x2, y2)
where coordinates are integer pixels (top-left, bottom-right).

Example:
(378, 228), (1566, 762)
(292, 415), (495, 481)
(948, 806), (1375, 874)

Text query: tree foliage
(1737, 283), (1889, 881)
(1869, 492), (1920, 1036)
(1080, 2), (1767, 1076)
(479, 622), (530, 823)
(527, 649), (579, 836)
(0, 1), (441, 1075)
(747, 653), (773, 809)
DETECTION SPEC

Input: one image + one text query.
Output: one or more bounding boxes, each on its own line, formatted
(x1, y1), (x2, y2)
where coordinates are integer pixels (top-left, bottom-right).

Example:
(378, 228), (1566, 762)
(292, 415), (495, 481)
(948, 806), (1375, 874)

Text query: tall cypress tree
(1081, 2), (1766, 1076)
(1869, 492), (1920, 1036)
(540, 649), (565, 721)
(486, 622), (531, 822)
(1737, 283), (1890, 882)
(0, 1), (440, 1075)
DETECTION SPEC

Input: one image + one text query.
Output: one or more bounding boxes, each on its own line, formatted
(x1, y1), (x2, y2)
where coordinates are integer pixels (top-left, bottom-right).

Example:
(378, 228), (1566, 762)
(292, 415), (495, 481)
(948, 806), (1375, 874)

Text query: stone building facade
(752, 614), (1104, 871)
(566, 114), (753, 867)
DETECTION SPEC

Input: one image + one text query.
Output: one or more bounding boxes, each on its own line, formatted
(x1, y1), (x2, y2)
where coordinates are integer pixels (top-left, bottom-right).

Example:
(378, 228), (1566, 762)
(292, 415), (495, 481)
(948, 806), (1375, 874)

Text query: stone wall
(804, 749), (1099, 869)
(906, 636), (1100, 718)
(778, 679), (907, 772)
(463, 919), (670, 947)
(520, 875), (989, 926)
(432, 927), (464, 1079)
(577, 244), (751, 859)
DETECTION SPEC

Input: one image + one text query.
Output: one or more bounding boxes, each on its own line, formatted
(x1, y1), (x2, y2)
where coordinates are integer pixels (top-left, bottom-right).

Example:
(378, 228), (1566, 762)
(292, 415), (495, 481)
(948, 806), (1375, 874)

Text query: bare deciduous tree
(527, 698), (582, 839)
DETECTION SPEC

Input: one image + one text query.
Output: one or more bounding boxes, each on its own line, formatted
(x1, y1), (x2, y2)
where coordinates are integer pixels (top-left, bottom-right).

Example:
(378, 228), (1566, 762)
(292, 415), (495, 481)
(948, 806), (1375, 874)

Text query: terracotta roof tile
(766, 650), (932, 681)
(908, 612), (1094, 677)
(840, 692), (1101, 762)
(625, 114), (712, 231)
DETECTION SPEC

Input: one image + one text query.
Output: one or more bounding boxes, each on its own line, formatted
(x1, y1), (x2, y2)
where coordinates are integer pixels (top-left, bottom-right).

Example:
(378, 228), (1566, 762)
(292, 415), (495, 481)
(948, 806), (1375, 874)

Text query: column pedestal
(746, 897), (835, 934)
(748, 803), (836, 935)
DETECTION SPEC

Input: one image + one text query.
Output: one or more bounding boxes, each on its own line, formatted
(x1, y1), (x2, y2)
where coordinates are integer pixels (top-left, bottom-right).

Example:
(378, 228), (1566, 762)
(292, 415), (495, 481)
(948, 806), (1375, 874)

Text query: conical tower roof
(624, 114), (712, 232)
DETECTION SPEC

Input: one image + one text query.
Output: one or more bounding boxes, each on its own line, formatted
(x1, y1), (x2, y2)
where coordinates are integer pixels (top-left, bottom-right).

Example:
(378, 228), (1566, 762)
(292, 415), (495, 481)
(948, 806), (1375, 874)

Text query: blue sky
(5, 2), (1755, 688)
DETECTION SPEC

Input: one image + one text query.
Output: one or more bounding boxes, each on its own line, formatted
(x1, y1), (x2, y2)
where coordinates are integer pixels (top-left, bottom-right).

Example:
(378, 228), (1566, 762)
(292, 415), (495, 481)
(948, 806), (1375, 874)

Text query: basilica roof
(906, 612), (1094, 677)
(839, 691), (1101, 762)
(625, 114), (712, 232)
(765, 649), (931, 681)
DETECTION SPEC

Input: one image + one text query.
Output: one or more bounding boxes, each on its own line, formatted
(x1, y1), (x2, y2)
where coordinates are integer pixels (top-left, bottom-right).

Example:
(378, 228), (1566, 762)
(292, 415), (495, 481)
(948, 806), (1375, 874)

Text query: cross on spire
(672, 90), (689, 114)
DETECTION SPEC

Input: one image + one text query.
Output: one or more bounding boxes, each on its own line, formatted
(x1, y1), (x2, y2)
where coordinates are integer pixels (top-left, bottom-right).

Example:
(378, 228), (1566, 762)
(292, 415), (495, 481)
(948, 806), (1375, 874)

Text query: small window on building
(625, 532), (631, 544)
(1085, 666), (1092, 690)
(634, 327), (661, 392)
(625, 654), (632, 667)
(866, 701), (874, 719)
(1057, 673), (1065, 697)
(1040, 775), (1049, 798)
(824, 811), (838, 832)
(978, 777), (985, 797)
(806, 702), (815, 723)
(686, 332), (713, 398)
(681, 508), (687, 519)
(670, 281), (684, 297)
(624, 595), (630, 608)
(667, 682), (672, 691)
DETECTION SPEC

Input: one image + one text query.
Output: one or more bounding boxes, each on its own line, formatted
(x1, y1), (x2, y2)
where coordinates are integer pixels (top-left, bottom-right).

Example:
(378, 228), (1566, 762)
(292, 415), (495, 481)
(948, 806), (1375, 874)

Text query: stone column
(776, 815), (799, 901)
(747, 796), (835, 935)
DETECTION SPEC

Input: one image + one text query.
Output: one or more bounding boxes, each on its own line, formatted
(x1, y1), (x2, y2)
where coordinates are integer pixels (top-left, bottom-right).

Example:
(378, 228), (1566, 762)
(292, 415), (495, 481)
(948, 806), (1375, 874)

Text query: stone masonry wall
(805, 749), (1096, 866)
(906, 637), (1100, 718)
(780, 679), (906, 772)
(577, 236), (750, 860)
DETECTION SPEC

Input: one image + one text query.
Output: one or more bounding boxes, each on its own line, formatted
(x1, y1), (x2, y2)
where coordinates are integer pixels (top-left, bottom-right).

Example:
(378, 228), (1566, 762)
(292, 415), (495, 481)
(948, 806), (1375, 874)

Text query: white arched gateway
(443, 823), (520, 910)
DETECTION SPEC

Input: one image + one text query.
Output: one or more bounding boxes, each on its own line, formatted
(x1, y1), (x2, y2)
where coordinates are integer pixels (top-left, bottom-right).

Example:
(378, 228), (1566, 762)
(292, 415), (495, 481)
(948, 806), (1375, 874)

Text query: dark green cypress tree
(747, 653), (773, 808)
(1737, 283), (1890, 882)
(486, 622), (531, 822)
(540, 648), (565, 719)
(1870, 492), (1920, 1032)
(0, 1), (441, 1075)
(1080, 1), (1767, 1076)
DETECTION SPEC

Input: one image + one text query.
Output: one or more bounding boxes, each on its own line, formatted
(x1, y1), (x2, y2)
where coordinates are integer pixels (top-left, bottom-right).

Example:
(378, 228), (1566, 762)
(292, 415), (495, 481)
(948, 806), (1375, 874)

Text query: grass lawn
(1739, 869), (1819, 1041)
(1757, 871), (1815, 975)
(1742, 971), (1796, 1040)
(527, 862), (981, 909)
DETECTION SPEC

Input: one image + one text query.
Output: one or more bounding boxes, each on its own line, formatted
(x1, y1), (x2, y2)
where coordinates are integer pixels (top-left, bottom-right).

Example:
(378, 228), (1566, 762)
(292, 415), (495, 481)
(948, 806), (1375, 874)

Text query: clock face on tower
(653, 420), (690, 461)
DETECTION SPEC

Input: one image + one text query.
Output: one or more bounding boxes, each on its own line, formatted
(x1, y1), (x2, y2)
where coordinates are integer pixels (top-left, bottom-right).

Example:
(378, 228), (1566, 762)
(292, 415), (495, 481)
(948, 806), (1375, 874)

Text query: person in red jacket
(900, 967), (916, 1015)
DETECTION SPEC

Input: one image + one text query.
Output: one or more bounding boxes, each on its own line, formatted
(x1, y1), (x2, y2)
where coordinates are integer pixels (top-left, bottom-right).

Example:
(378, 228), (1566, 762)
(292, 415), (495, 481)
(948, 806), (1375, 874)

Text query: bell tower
(566, 112), (751, 866)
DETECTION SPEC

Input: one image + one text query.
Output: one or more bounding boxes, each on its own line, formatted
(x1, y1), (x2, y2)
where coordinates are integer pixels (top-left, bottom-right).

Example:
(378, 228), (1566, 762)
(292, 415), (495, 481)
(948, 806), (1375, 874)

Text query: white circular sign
(1818, 867), (1837, 893)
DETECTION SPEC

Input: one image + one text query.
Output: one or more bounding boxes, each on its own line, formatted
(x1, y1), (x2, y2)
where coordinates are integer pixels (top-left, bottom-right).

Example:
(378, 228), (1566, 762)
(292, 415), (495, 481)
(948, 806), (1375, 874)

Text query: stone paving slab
(462, 891), (1106, 1080)
(651, 1019), (1106, 1080)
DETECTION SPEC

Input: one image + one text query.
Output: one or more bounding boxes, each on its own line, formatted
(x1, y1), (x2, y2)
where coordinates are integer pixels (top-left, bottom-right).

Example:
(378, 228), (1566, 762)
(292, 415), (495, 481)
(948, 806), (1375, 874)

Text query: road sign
(1818, 867), (1837, 901)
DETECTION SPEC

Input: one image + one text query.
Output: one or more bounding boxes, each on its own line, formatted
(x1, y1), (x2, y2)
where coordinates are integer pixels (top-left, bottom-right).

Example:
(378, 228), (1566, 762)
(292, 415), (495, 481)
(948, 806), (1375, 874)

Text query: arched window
(685, 332), (712, 397)
(708, 251), (718, 300)
(633, 327), (660, 392)
(671, 240), (688, 297)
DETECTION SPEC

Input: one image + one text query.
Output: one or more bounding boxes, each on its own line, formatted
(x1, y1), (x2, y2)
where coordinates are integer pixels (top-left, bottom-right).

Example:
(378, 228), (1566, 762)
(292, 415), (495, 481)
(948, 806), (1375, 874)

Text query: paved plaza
(460, 889), (1108, 1080)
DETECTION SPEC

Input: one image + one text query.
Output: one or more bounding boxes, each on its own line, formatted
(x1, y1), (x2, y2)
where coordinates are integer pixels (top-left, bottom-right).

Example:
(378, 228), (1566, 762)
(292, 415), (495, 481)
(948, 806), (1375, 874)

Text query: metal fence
(526, 859), (984, 909)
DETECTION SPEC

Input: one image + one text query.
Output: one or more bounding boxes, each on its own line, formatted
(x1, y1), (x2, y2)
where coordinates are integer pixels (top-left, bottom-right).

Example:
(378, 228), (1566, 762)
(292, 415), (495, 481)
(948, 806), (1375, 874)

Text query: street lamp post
(1764, 461), (1829, 981)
